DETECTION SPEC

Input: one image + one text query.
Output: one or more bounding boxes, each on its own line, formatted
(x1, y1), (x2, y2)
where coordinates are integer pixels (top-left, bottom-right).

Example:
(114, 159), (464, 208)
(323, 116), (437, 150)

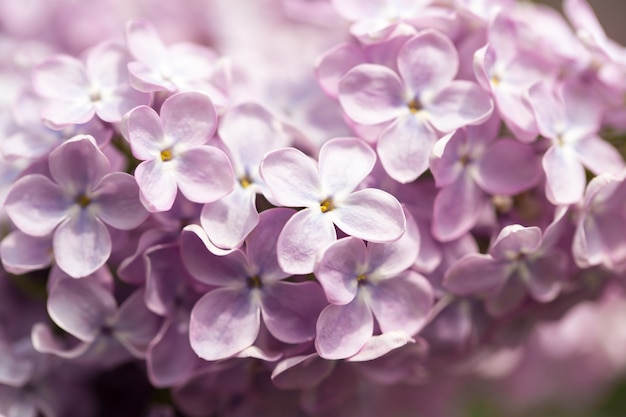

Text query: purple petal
(573, 136), (625, 176)
(0, 231), (52, 275)
(4, 175), (70, 236)
(485, 277), (527, 317)
(432, 172), (485, 242)
(173, 146), (235, 204)
(427, 80), (494, 132)
(527, 82), (565, 140)
(397, 30), (458, 95)
(368, 270), (433, 335)
(180, 228), (248, 287)
(260, 147), (322, 207)
(115, 289), (162, 358)
(261, 281), (327, 344)
(245, 207), (294, 282)
(542, 145), (586, 205)
(93, 172), (148, 230)
(366, 207), (420, 278)
(200, 187), (258, 250)
(145, 243), (191, 316)
(314, 237), (366, 305)
(474, 138), (541, 195)
(331, 188), (405, 243)
(315, 298), (373, 360)
(189, 287), (260, 361)
(31, 323), (92, 359)
(47, 278), (116, 342)
(48, 135), (110, 194)
(347, 331), (414, 362)
(525, 252), (567, 302)
(276, 209), (336, 275)
(338, 63), (405, 125)
(134, 159), (178, 212)
(272, 354), (335, 390)
(32, 55), (88, 99)
(122, 105), (166, 160)
(319, 137), (376, 195)
(160, 92), (217, 147)
(53, 211), (111, 278)
(218, 102), (291, 171)
(376, 114), (438, 183)
(443, 253), (509, 296)
(315, 42), (365, 98)
(147, 318), (199, 388)
(490, 225), (543, 260)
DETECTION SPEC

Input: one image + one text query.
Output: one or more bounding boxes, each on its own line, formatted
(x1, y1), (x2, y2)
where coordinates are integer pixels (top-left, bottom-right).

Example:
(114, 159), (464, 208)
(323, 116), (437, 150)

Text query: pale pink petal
(427, 81), (493, 132)
(347, 331), (414, 362)
(525, 252), (566, 302)
(189, 288), (260, 361)
(200, 187), (258, 250)
(485, 277), (527, 317)
(490, 225), (543, 261)
(314, 237), (367, 305)
(47, 278), (116, 342)
(218, 102), (290, 171)
(432, 172), (485, 242)
(4, 175), (70, 236)
(377, 114), (438, 183)
(397, 30), (458, 95)
(245, 207), (294, 282)
(332, 0), (384, 21)
(444, 253), (509, 296)
(173, 146), (235, 204)
(527, 82), (565, 140)
(128, 62), (174, 92)
(331, 188), (405, 243)
(474, 138), (541, 195)
(316, 43), (365, 98)
(338, 63), (406, 125)
(319, 137), (376, 195)
(122, 105), (166, 160)
(147, 319), (199, 388)
(573, 136), (625, 176)
(315, 298), (373, 360)
(276, 209), (337, 275)
(48, 135), (110, 193)
(32, 55), (89, 99)
(115, 289), (162, 358)
(542, 145), (586, 205)
(53, 212), (111, 278)
(272, 354), (335, 390)
(0, 231), (52, 274)
(85, 42), (129, 90)
(168, 43), (219, 81)
(261, 281), (327, 343)
(368, 270), (433, 335)
(125, 18), (168, 69)
(134, 159), (177, 212)
(161, 92), (217, 148)
(260, 147), (322, 207)
(93, 172), (148, 230)
(94, 87), (150, 123)
(367, 207), (420, 278)
(42, 99), (94, 128)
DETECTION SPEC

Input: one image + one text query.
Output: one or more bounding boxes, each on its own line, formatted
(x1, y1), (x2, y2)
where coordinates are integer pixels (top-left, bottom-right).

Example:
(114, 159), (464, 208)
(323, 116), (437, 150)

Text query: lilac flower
(430, 116), (541, 241)
(121, 91), (235, 212)
(314, 211), (433, 359)
(31, 42), (150, 129)
(125, 18), (229, 107)
(183, 208), (327, 361)
(32, 278), (162, 367)
(444, 224), (568, 316)
(260, 137), (406, 274)
(4, 135), (149, 278)
(528, 80), (624, 205)
(573, 173), (626, 270)
(339, 29), (493, 182)
(200, 102), (291, 249)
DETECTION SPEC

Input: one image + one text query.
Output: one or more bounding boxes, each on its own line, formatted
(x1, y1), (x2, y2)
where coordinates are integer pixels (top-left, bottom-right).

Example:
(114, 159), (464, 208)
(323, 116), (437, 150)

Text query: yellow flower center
(408, 98), (422, 114)
(160, 149), (173, 162)
(320, 198), (334, 213)
(76, 194), (91, 208)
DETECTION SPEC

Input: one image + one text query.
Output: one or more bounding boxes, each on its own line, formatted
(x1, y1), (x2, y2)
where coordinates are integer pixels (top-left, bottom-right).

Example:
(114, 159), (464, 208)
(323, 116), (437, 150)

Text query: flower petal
(427, 80), (493, 132)
(122, 105), (166, 160)
(53, 211), (111, 278)
(331, 188), (405, 243)
(542, 145), (585, 205)
(173, 146), (235, 204)
(0, 231), (52, 275)
(134, 159), (178, 212)
(189, 287), (260, 361)
(314, 237), (367, 305)
(93, 172), (148, 230)
(319, 137), (376, 195)
(48, 135), (110, 193)
(161, 92), (217, 147)
(444, 253), (509, 296)
(315, 298), (373, 360)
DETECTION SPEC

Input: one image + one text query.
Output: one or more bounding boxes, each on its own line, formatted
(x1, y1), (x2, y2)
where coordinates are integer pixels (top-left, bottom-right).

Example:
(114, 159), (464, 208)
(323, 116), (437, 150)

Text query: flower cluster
(2, 0), (626, 416)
